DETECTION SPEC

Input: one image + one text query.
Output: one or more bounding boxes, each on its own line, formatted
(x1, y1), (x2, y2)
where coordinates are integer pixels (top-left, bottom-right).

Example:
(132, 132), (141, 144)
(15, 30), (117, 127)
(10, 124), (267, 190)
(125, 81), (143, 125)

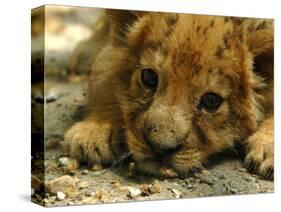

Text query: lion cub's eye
(199, 92), (223, 111)
(141, 69), (158, 89)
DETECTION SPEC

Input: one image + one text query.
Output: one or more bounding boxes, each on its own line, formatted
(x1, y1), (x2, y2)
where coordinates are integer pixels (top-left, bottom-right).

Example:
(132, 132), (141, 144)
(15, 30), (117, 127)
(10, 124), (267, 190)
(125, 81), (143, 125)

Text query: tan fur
(63, 10), (274, 180)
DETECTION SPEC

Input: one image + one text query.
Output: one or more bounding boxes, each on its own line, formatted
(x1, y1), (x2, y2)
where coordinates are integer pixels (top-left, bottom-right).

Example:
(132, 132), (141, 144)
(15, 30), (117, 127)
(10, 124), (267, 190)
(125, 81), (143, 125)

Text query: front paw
(170, 148), (204, 177)
(244, 127), (274, 180)
(63, 120), (116, 166)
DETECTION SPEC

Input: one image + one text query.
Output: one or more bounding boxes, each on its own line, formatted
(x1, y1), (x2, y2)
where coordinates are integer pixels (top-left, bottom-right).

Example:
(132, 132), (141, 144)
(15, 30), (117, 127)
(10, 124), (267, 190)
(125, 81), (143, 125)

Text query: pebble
(92, 164), (103, 171)
(128, 187), (142, 198)
(47, 175), (77, 195)
(48, 196), (57, 202)
(81, 169), (89, 175)
(186, 183), (194, 189)
(78, 181), (89, 189)
(140, 181), (162, 195)
(58, 157), (71, 167)
(243, 176), (256, 183)
(200, 175), (215, 185)
(230, 188), (238, 194)
(57, 191), (66, 200)
(46, 89), (58, 103)
(169, 188), (183, 198)
(238, 168), (247, 172)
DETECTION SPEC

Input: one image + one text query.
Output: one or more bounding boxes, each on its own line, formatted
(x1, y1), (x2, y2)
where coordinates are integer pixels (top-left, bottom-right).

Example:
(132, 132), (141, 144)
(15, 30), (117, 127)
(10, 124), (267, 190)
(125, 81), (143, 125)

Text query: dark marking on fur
(203, 27), (208, 35)
(224, 17), (230, 23)
(192, 116), (208, 145)
(196, 25), (201, 33)
(215, 45), (224, 58)
(210, 20), (215, 27)
(256, 21), (267, 31)
(165, 14), (178, 26)
(146, 40), (162, 51)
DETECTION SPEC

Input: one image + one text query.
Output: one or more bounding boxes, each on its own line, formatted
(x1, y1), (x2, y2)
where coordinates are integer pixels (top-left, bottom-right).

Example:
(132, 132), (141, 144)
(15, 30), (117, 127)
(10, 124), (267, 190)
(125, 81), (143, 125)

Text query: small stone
(149, 181), (162, 194)
(94, 189), (108, 202)
(243, 176), (256, 183)
(57, 191), (66, 200)
(58, 157), (71, 167)
(78, 181), (89, 189)
(47, 175), (77, 195)
(81, 169), (89, 175)
(255, 183), (260, 189)
(111, 181), (121, 189)
(128, 187), (142, 198)
(238, 168), (247, 172)
(82, 197), (98, 204)
(48, 196), (57, 202)
(169, 188), (182, 198)
(186, 184), (193, 189)
(46, 89), (58, 103)
(92, 164), (103, 171)
(230, 188), (238, 194)
(200, 175), (215, 185)
(201, 169), (210, 175)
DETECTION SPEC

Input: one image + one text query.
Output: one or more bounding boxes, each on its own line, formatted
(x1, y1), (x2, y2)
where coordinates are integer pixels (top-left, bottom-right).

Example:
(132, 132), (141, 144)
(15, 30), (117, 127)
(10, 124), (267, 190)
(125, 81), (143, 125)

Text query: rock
(230, 188), (238, 194)
(58, 157), (71, 167)
(82, 197), (98, 204)
(186, 183), (194, 189)
(92, 164), (103, 171)
(140, 181), (162, 195)
(128, 187), (142, 198)
(169, 188), (182, 198)
(57, 191), (66, 200)
(243, 176), (256, 183)
(149, 181), (162, 194)
(94, 189), (109, 202)
(78, 181), (89, 189)
(81, 169), (89, 175)
(200, 175), (215, 185)
(46, 88), (58, 103)
(48, 196), (57, 203)
(47, 175), (77, 195)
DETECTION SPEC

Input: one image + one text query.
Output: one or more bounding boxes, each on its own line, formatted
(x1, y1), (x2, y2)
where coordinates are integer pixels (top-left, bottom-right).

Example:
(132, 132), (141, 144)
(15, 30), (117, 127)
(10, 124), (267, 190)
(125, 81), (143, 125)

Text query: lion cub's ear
(105, 9), (145, 45)
(247, 21), (273, 79)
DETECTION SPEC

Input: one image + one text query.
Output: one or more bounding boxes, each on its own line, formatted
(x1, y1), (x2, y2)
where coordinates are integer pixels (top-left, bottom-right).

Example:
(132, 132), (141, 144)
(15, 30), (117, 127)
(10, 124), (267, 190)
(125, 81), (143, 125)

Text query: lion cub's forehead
(138, 14), (235, 77)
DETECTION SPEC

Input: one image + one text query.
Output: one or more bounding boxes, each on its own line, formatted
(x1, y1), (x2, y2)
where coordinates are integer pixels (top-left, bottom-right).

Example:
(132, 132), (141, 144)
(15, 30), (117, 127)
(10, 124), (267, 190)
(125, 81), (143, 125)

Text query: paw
(244, 127), (274, 180)
(63, 120), (116, 166)
(170, 148), (204, 177)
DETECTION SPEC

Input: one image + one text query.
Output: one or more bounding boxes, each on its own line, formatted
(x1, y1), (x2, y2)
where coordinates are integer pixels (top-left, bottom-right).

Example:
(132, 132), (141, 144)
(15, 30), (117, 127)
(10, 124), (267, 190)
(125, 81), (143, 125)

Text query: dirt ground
(31, 5), (273, 207)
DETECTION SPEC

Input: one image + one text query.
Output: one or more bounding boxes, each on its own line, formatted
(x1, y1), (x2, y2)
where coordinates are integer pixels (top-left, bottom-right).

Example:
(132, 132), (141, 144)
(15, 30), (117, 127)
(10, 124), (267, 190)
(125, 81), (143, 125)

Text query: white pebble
(128, 187), (142, 198)
(58, 157), (70, 166)
(57, 191), (66, 200)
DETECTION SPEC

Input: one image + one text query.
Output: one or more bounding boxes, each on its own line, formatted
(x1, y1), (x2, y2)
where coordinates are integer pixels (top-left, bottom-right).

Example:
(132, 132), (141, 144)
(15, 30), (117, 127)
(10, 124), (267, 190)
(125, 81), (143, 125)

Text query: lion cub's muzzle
(143, 120), (189, 154)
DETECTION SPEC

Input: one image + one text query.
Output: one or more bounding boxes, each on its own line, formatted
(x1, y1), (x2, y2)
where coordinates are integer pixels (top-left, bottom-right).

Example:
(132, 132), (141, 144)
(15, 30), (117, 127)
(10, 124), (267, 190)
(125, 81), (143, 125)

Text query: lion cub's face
(107, 11), (272, 167)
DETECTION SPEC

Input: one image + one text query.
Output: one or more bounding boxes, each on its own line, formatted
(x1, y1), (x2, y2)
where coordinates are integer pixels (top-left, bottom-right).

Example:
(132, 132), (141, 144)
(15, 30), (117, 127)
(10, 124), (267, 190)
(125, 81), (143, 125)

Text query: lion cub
(64, 10), (274, 180)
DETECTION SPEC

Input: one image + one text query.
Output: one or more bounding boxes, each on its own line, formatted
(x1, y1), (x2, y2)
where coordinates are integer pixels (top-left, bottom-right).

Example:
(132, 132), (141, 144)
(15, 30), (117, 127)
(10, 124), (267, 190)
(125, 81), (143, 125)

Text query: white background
(0, 0), (279, 211)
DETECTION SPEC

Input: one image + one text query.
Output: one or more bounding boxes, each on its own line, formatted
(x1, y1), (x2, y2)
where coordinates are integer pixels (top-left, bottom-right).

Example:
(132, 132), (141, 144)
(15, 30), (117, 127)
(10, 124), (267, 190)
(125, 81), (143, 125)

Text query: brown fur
(64, 10), (274, 180)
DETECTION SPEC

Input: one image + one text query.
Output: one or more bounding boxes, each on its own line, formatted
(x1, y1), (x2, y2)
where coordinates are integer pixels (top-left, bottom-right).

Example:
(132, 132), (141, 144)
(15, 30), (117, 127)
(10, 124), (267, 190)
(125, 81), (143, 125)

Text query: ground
(31, 5), (273, 207)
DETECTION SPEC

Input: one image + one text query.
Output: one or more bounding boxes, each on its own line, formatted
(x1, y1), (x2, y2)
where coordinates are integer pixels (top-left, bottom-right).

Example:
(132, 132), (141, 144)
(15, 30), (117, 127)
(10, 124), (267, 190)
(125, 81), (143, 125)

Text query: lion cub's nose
(145, 124), (183, 153)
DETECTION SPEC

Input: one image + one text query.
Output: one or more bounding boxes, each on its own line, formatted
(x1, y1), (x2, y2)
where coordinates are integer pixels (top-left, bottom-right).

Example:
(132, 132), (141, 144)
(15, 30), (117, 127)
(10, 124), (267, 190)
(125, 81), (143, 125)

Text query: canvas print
(31, 5), (274, 207)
